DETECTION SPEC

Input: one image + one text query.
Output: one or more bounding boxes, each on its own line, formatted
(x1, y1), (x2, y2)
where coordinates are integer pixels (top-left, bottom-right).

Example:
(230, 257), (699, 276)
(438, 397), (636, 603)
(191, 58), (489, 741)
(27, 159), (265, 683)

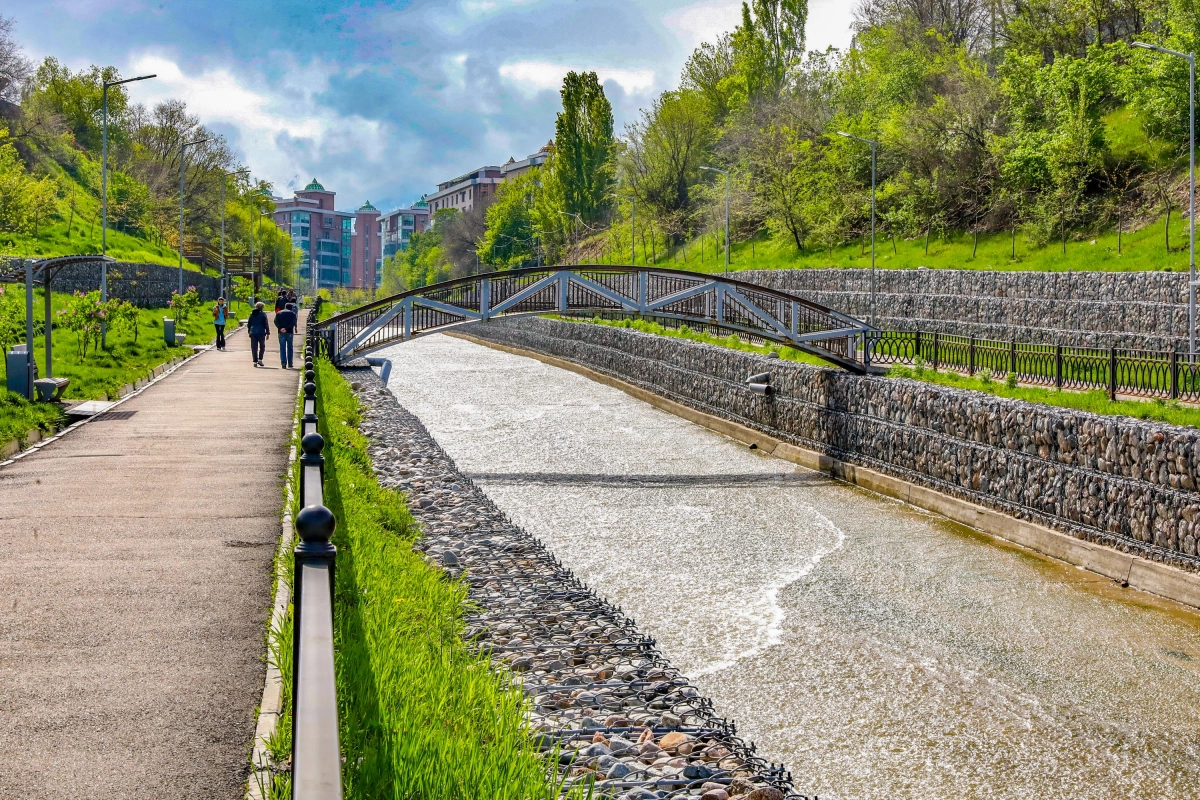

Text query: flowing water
(378, 334), (1200, 799)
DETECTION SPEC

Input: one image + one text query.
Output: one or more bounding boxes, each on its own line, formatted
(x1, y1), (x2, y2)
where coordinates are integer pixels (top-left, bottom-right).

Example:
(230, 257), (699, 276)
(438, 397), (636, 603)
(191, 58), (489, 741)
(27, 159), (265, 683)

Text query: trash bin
(6, 344), (36, 397)
(164, 317), (176, 346)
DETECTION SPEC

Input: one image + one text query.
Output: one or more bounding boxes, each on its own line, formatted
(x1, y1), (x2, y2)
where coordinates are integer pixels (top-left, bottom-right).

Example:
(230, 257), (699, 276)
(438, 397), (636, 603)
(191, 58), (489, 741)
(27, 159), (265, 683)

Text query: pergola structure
(1, 254), (115, 400)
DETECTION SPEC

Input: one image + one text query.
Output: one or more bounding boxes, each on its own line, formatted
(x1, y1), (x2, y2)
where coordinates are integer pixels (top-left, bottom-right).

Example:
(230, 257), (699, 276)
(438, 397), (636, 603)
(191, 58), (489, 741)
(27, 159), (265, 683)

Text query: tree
(0, 15), (31, 103)
(553, 71), (615, 224)
(479, 169), (541, 267)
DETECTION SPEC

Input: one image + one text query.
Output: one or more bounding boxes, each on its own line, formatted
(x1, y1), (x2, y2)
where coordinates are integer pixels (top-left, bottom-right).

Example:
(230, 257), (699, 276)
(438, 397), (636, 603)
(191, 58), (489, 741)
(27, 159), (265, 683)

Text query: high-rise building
(270, 179), (384, 290)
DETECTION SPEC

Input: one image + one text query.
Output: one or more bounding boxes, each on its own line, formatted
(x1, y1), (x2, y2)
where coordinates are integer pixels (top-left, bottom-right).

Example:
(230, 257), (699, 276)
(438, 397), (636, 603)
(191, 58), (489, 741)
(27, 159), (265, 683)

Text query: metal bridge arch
(316, 265), (875, 372)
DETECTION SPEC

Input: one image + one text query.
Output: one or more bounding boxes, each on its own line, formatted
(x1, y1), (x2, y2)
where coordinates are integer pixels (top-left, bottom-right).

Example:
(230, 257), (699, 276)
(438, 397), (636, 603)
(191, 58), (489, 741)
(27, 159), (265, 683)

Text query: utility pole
(178, 136), (210, 298)
(1135, 42), (1196, 360)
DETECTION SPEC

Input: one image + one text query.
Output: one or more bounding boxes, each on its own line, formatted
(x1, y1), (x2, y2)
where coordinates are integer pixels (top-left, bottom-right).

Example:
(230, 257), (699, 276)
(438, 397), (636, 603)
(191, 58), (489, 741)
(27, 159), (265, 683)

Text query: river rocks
(469, 317), (1200, 573)
(347, 368), (801, 799)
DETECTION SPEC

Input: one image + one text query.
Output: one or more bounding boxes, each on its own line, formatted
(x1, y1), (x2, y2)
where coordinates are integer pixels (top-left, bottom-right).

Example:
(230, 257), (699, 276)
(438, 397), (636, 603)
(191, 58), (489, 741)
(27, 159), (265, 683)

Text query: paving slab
(0, 324), (301, 799)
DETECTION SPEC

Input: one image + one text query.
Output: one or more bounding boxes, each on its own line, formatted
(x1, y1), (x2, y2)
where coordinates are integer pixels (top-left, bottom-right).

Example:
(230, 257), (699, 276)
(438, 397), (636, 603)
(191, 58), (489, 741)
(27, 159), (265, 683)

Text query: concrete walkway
(0, 323), (300, 799)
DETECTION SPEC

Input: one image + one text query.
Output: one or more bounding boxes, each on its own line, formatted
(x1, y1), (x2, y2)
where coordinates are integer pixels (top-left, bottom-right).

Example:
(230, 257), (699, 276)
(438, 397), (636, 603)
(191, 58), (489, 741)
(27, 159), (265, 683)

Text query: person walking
(274, 289), (288, 314)
(275, 301), (298, 369)
(211, 297), (229, 351)
(247, 301), (270, 367)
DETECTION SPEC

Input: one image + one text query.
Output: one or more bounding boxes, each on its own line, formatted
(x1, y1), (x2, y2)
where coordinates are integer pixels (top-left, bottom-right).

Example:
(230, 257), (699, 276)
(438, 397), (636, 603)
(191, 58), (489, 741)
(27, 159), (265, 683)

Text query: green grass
(270, 361), (565, 799)
(887, 363), (1200, 428)
(0, 390), (64, 449)
(0, 289), (221, 401)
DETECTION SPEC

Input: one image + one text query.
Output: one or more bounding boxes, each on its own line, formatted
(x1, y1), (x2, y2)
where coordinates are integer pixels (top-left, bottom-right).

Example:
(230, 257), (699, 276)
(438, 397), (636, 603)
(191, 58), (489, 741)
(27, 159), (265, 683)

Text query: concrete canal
(378, 334), (1200, 799)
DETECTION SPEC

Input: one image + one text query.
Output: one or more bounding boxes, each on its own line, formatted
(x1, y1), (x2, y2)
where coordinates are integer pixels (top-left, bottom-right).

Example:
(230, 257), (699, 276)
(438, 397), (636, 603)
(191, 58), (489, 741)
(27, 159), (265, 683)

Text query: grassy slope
(1, 167), (206, 269)
(0, 391), (63, 448)
(269, 361), (561, 799)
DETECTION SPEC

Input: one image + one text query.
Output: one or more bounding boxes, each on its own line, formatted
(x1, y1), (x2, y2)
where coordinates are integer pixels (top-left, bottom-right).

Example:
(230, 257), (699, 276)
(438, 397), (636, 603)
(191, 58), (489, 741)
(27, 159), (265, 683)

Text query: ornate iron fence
(870, 330), (1200, 403)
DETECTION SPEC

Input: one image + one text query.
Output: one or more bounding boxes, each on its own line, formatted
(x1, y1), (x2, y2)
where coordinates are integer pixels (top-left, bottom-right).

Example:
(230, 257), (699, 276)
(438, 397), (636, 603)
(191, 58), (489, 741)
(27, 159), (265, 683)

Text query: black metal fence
(291, 318), (342, 799)
(870, 330), (1200, 402)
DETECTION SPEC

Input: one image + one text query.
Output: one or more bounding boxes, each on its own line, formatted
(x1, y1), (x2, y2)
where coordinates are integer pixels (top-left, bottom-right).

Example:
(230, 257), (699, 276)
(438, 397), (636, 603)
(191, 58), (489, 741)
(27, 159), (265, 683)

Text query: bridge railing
(316, 265), (874, 372)
(871, 329), (1200, 402)
(291, 324), (342, 800)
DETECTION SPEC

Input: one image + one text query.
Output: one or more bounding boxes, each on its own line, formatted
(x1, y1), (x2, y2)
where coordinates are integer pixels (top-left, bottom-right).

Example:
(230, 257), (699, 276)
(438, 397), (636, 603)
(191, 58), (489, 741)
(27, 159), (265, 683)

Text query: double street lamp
(837, 131), (879, 327)
(101, 72), (155, 346)
(178, 136), (211, 296)
(699, 166), (730, 276)
(1134, 41), (1196, 360)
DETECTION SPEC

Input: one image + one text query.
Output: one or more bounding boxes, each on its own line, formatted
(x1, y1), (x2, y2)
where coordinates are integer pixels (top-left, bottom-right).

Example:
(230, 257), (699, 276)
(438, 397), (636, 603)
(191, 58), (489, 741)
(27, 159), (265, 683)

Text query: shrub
(168, 286), (201, 322)
(1005, 371), (1019, 389)
(978, 368), (994, 385)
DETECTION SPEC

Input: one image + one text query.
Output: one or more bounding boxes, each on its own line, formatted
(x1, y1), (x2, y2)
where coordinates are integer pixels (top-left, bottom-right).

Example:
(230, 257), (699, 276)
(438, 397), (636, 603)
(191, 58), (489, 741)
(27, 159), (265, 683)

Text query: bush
(168, 286), (201, 322)
(979, 368), (994, 385)
(1005, 371), (1019, 389)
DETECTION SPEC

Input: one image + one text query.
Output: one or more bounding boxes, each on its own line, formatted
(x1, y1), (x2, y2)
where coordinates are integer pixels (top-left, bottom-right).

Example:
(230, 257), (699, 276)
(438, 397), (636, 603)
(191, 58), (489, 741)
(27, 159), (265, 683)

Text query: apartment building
(380, 200), (432, 261)
(270, 179), (383, 290)
(424, 166), (504, 214)
(500, 142), (552, 181)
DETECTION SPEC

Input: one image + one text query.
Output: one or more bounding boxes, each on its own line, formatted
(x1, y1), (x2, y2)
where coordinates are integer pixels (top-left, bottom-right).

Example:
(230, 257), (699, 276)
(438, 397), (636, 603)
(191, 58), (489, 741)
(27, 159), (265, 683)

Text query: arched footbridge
(315, 265), (876, 372)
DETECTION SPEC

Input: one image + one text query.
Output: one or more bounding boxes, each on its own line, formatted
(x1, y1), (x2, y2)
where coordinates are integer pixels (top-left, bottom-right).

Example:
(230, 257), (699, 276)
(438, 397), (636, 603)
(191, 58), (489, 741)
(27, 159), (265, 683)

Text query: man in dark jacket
(247, 302), (270, 367)
(275, 302), (298, 369)
(274, 289), (288, 313)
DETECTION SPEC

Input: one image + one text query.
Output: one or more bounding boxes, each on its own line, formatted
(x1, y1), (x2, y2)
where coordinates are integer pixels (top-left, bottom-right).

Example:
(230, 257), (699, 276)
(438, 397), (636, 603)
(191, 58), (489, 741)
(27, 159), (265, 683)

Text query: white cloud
(124, 52), (390, 202)
(661, 0), (854, 55)
(498, 60), (656, 96)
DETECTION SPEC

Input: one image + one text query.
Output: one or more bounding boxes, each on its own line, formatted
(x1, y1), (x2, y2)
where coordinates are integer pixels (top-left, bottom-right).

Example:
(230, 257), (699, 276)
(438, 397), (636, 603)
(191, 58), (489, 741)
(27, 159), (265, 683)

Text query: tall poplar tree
(553, 71), (615, 223)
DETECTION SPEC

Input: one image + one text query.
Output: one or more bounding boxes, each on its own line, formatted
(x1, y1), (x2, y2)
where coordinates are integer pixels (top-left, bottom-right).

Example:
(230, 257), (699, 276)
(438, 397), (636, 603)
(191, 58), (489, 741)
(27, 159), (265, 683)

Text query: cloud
(661, 0), (742, 51)
(125, 52), (391, 205)
(498, 60), (656, 96)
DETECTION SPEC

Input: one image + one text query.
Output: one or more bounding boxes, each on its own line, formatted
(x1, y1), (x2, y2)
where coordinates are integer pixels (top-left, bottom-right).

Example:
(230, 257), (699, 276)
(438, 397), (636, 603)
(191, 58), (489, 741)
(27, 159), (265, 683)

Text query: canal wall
(739, 268), (1187, 350)
(462, 317), (1200, 601)
(0, 257), (222, 305)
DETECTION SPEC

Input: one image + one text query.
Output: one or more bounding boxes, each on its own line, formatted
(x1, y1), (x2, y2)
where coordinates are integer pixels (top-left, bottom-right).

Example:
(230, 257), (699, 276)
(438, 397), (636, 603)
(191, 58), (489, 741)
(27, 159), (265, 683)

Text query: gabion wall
(739, 268), (1190, 350)
(1, 258), (221, 306)
(468, 316), (1200, 572)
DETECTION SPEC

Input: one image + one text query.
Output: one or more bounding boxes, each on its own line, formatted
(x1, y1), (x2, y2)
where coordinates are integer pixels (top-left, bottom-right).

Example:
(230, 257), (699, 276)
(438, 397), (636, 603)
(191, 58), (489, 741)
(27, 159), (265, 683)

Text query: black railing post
(1172, 346), (1180, 400)
(932, 332), (939, 371)
(299, 432), (325, 510)
(1010, 338), (1017, 377)
(303, 380), (318, 438)
(1055, 345), (1063, 390)
(1109, 346), (1118, 401)
(915, 330), (922, 364)
(969, 336), (976, 376)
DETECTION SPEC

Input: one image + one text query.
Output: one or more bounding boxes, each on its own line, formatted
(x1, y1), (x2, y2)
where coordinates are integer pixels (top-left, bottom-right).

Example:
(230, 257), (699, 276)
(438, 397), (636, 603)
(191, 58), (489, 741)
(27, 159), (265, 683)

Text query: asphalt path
(0, 321), (299, 799)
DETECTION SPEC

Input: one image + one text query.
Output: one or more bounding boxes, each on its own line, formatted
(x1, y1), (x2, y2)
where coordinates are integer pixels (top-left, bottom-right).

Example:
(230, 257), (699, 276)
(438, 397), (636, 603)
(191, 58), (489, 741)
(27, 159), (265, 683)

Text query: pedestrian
(247, 301), (270, 367)
(211, 296), (229, 351)
(274, 289), (288, 313)
(275, 301), (298, 369)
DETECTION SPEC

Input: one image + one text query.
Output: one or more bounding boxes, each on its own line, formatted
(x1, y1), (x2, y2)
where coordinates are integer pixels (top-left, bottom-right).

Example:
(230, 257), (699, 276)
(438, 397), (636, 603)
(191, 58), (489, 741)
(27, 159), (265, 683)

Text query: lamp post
(1134, 41), (1196, 360)
(699, 166), (730, 276)
(101, 73), (155, 347)
(837, 131), (879, 326)
(178, 136), (211, 297)
(221, 168), (250, 301)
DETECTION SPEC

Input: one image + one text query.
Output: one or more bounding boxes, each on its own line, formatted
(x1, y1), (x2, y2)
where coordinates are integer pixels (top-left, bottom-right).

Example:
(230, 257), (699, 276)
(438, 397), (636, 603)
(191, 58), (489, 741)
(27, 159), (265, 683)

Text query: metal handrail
(292, 324), (342, 799)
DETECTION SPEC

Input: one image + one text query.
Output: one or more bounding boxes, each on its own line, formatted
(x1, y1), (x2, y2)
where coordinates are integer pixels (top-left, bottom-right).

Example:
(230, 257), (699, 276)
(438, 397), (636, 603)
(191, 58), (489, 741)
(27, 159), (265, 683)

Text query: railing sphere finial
(304, 381), (316, 399)
(295, 504), (336, 544)
(301, 431), (324, 458)
(305, 368), (315, 383)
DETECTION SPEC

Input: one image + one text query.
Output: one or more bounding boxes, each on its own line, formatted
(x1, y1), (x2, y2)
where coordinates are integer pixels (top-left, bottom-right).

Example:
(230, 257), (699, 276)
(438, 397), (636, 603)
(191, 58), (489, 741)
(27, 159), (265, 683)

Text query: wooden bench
(33, 377), (70, 402)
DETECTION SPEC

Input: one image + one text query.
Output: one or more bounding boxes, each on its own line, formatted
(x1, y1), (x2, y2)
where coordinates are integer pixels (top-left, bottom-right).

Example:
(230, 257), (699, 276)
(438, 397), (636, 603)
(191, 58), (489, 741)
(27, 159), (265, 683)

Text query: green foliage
(381, 220), (449, 295)
(553, 71), (615, 224)
(0, 128), (59, 235)
(478, 169), (540, 267)
(0, 390), (63, 450)
(0, 283), (29, 353)
(55, 290), (105, 358)
(308, 361), (568, 799)
(168, 286), (201, 322)
(106, 298), (140, 343)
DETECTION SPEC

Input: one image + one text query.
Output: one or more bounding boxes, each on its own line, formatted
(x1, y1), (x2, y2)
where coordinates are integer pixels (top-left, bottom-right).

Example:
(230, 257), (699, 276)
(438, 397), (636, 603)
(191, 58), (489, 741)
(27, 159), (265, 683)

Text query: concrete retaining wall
(1, 257), (221, 306)
(466, 317), (1200, 573)
(740, 268), (1189, 350)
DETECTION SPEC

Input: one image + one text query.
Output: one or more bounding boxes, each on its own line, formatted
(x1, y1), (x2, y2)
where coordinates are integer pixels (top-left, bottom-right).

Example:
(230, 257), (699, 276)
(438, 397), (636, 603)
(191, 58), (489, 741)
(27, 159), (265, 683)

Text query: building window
(324, 216), (334, 226)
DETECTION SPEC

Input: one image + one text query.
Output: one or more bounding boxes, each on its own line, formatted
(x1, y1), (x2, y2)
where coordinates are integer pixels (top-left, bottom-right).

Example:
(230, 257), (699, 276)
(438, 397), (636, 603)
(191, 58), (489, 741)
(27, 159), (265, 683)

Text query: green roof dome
(358, 200), (379, 212)
(303, 178), (325, 191)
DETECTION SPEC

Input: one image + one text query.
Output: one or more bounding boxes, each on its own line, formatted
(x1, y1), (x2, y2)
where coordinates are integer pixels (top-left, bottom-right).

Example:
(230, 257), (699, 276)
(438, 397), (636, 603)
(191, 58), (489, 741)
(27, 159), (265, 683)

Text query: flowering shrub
(168, 286), (201, 322)
(56, 291), (105, 358)
(107, 299), (140, 343)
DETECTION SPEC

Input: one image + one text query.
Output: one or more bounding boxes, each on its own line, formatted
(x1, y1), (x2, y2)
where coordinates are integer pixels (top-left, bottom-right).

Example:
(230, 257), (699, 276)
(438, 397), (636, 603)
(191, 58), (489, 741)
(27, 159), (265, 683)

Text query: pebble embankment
(349, 368), (808, 800)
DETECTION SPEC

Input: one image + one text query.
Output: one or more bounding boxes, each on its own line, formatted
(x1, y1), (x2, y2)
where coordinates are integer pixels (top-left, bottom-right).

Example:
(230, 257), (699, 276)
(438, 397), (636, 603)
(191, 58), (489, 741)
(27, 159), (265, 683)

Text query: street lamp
(837, 131), (879, 326)
(221, 168), (250, 300)
(1135, 41), (1196, 360)
(178, 136), (211, 296)
(699, 166), (730, 276)
(101, 72), (155, 346)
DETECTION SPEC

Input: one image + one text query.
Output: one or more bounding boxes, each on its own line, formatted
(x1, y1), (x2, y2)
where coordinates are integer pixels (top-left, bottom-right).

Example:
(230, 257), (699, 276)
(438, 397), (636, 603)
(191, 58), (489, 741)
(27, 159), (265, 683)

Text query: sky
(10, 0), (855, 214)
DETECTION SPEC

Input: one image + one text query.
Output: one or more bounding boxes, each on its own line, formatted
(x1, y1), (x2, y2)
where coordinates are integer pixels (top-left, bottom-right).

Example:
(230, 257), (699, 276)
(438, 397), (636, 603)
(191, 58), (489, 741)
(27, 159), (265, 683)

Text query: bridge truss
(316, 266), (875, 372)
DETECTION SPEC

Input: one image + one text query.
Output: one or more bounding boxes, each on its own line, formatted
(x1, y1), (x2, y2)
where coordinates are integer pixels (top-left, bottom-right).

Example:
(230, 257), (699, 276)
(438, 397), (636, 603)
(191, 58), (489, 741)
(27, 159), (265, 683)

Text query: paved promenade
(0, 324), (300, 799)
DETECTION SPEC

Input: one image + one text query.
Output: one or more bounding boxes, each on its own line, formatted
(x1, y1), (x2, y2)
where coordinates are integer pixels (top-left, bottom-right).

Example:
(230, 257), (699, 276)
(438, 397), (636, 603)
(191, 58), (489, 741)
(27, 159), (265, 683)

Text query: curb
(247, 348), (305, 799)
(455, 332), (1200, 613)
